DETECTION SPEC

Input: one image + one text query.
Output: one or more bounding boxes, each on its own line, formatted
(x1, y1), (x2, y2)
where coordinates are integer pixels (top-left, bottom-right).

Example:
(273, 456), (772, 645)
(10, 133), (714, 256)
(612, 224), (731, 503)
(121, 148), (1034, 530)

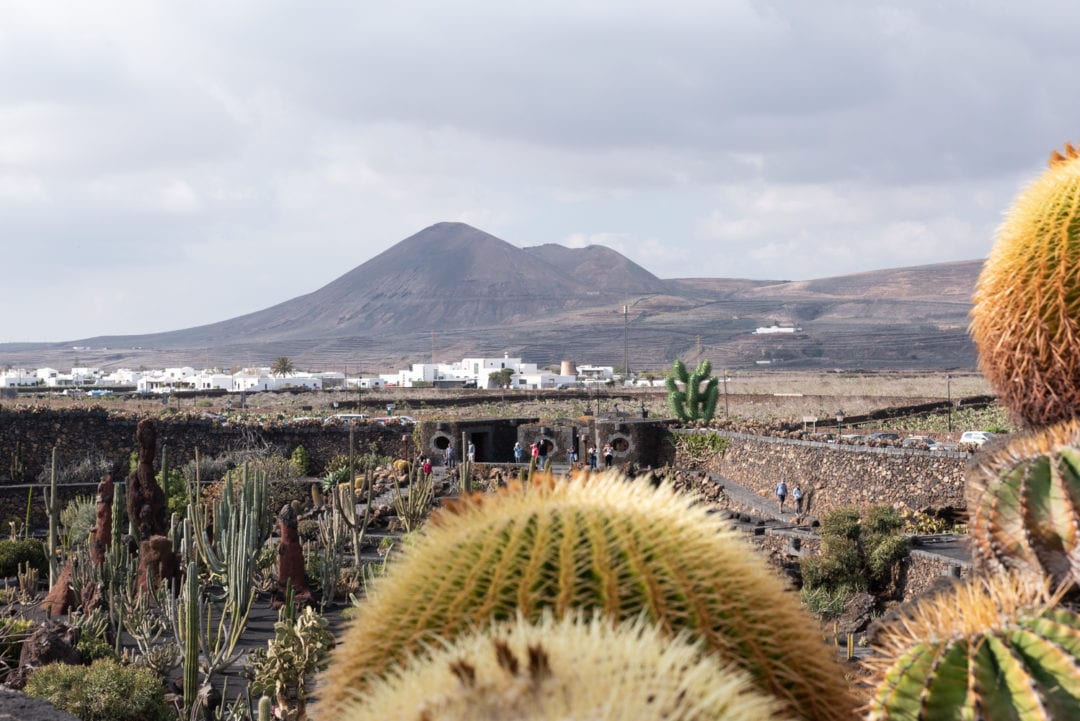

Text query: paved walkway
(705, 471), (817, 526)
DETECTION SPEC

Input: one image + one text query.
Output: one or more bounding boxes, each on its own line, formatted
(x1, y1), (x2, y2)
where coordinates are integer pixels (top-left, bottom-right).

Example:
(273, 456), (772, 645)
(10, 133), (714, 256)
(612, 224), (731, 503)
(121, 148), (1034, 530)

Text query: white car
(959, 431), (996, 447)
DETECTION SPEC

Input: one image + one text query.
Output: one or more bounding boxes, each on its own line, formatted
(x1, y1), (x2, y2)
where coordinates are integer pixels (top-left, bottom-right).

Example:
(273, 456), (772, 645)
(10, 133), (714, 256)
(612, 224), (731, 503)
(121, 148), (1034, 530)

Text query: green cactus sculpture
(966, 419), (1080, 591)
(970, 142), (1080, 428)
(666, 359), (719, 422)
(867, 573), (1080, 721)
(317, 471), (858, 721)
(337, 612), (794, 721)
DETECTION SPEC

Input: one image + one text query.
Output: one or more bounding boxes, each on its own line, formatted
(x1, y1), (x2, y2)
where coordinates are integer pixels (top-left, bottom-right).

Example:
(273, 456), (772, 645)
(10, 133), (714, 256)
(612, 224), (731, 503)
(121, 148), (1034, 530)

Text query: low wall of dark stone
(0, 408), (404, 527)
(677, 430), (967, 516)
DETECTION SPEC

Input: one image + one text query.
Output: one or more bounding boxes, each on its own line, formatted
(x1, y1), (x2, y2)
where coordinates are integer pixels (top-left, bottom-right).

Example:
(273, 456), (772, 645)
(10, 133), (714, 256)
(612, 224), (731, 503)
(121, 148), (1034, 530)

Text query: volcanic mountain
(0, 222), (983, 371)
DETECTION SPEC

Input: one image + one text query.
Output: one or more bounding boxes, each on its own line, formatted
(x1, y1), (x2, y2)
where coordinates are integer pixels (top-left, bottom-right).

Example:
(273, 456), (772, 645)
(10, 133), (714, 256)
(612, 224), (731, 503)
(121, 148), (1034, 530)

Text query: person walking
(513, 442), (524, 464)
(792, 485), (804, 515)
(422, 456), (433, 480)
(588, 446), (597, 470)
(776, 480), (788, 514)
(603, 443), (614, 468)
(467, 441), (476, 463)
(537, 441), (549, 471)
(445, 444), (456, 470)
(530, 442), (540, 468)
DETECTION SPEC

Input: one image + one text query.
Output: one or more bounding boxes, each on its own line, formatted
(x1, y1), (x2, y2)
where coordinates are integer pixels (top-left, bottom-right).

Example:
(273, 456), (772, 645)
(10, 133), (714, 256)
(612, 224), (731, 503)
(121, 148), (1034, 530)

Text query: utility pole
(723, 368), (730, 417)
(623, 304), (630, 383)
(946, 374), (952, 432)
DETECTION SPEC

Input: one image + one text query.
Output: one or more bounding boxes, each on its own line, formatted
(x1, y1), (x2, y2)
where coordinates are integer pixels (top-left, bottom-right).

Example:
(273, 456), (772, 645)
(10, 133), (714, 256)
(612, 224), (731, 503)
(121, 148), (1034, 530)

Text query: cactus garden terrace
(0, 371), (1015, 720)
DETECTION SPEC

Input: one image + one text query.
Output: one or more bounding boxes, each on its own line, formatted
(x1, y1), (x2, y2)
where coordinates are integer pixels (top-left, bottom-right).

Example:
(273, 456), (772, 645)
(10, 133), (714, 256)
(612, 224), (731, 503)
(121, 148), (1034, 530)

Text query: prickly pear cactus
(337, 612), (794, 721)
(317, 472), (858, 721)
(867, 574), (1080, 721)
(666, 359), (720, 422)
(966, 420), (1080, 591)
(971, 141), (1080, 428)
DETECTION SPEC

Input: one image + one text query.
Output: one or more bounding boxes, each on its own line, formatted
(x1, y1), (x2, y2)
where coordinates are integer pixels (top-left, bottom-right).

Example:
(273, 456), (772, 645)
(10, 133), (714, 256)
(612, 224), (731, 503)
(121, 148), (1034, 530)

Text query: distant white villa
(381, 353), (576, 389)
(753, 325), (801, 334)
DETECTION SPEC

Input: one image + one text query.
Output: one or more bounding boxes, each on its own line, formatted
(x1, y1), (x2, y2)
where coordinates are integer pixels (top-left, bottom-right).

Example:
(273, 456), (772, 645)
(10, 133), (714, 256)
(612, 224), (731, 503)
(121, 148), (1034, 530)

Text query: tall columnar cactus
(971, 142), (1080, 428)
(666, 359), (719, 422)
(317, 471), (858, 721)
(866, 574), (1080, 721)
(966, 419), (1080, 591)
(338, 612), (793, 721)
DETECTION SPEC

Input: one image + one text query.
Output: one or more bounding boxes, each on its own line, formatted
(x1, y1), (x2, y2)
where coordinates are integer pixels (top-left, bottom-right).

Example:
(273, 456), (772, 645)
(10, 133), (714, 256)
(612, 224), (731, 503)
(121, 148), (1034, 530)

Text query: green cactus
(970, 142), (1080, 428)
(867, 573), (1080, 721)
(337, 612), (793, 721)
(666, 359), (719, 422)
(318, 471), (858, 721)
(966, 419), (1080, 591)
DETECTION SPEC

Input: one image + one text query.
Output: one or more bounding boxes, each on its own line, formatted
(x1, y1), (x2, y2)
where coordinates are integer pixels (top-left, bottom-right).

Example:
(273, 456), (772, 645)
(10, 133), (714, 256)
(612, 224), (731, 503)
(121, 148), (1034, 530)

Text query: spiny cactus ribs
(971, 140), (1080, 428)
(867, 574), (1080, 721)
(318, 472), (856, 721)
(336, 613), (793, 721)
(966, 420), (1080, 592)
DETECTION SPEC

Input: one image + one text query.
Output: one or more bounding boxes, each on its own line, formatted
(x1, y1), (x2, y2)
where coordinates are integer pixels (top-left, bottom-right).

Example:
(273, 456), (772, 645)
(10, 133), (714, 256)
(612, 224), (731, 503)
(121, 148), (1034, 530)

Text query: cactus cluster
(971, 142), (1080, 429)
(338, 612), (793, 721)
(867, 574), (1080, 720)
(868, 142), (1080, 719)
(318, 472), (856, 721)
(666, 359), (719, 422)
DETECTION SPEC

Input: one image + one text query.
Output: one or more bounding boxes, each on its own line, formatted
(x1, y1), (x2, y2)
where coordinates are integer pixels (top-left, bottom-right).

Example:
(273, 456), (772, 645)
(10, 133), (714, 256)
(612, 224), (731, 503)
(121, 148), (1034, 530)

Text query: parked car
(324, 413), (368, 425)
(867, 432), (900, 442)
(959, 431), (996, 447)
(902, 435), (938, 450)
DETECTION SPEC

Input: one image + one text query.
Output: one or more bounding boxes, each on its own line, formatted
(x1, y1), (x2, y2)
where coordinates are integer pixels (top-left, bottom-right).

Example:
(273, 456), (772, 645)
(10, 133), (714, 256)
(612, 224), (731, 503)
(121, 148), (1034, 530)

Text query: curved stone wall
(678, 431), (968, 516)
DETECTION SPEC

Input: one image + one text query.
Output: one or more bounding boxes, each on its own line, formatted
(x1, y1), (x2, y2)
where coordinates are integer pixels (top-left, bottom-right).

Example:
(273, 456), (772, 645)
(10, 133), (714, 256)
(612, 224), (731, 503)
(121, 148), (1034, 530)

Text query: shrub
(24, 658), (171, 721)
(800, 505), (910, 604)
(60, 496), (96, 549)
(0, 617), (35, 670)
(297, 519), (320, 542)
(0, 538), (47, 577)
(290, 445), (311, 475)
(76, 635), (117, 663)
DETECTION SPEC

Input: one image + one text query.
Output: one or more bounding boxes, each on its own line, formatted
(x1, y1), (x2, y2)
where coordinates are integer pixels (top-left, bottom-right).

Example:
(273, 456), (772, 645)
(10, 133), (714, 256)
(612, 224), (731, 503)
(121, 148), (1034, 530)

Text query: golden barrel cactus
(966, 419), (1080, 590)
(971, 142), (1080, 428)
(336, 612), (794, 721)
(317, 472), (857, 721)
(866, 574), (1080, 721)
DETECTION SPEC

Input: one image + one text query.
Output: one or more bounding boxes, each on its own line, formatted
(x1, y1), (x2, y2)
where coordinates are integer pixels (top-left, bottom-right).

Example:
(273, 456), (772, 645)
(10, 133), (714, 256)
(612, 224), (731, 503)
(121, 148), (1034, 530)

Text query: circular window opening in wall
(611, 436), (631, 453)
(431, 434), (451, 452)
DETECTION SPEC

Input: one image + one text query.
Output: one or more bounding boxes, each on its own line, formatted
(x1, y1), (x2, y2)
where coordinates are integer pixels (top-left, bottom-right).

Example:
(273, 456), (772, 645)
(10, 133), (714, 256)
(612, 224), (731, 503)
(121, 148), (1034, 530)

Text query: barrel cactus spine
(866, 573), (1080, 721)
(337, 612), (794, 721)
(317, 471), (858, 721)
(966, 419), (1080, 591)
(970, 141), (1080, 428)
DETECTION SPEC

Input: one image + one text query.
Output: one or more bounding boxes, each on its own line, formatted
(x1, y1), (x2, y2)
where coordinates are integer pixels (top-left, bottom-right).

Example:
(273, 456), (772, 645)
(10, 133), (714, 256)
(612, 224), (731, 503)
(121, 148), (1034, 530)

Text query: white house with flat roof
(0, 369), (39, 387)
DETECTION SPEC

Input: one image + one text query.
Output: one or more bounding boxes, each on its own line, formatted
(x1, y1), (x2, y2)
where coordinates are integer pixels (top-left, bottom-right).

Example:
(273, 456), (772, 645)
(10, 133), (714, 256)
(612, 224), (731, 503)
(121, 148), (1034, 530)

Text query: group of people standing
(509, 440), (614, 470)
(774, 480), (804, 515)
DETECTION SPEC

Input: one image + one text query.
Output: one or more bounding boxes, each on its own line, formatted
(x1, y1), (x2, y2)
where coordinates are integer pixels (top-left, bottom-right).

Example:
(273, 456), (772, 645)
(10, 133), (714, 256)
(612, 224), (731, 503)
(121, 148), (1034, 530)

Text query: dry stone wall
(678, 430), (967, 516)
(0, 408), (402, 526)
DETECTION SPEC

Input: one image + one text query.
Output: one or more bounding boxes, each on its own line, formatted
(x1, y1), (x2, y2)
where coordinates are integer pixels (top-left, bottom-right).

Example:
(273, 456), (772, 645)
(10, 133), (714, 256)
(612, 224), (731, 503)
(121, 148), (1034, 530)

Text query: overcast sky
(3, 1), (1079, 342)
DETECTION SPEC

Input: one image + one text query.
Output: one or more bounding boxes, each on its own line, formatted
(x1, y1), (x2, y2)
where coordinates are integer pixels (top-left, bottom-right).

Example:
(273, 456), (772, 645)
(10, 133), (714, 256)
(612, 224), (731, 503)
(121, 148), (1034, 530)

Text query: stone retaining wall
(0, 408), (403, 526)
(678, 430), (968, 516)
